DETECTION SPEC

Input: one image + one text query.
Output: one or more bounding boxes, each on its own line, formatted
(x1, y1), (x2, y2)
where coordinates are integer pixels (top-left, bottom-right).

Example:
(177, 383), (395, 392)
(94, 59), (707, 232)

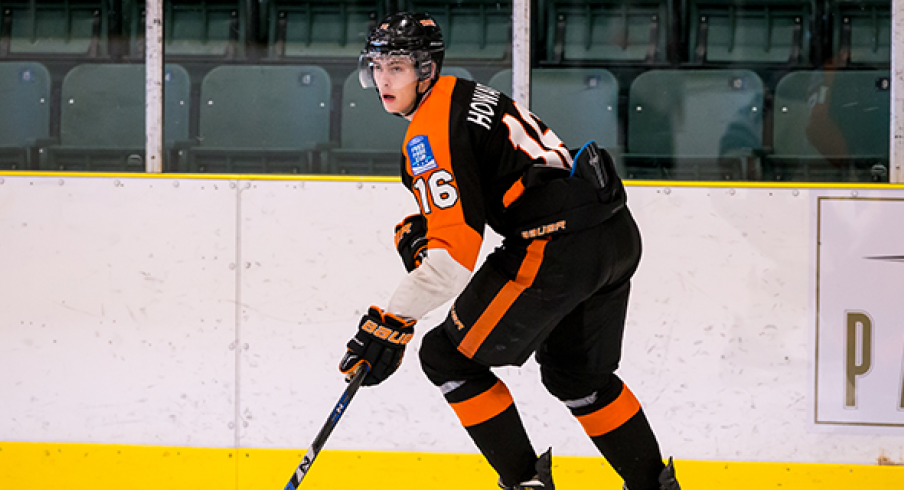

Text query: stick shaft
(283, 368), (367, 489)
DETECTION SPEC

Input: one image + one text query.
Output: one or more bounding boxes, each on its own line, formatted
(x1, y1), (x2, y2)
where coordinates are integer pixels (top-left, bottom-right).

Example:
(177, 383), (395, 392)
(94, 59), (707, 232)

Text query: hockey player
(338, 12), (680, 490)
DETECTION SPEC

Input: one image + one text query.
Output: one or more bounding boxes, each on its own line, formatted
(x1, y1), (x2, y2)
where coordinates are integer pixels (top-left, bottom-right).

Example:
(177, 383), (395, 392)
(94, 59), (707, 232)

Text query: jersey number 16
(413, 169), (459, 214)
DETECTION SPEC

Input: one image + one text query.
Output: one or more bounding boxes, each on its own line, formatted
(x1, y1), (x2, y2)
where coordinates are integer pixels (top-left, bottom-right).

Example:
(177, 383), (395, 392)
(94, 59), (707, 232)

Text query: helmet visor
(358, 52), (428, 89)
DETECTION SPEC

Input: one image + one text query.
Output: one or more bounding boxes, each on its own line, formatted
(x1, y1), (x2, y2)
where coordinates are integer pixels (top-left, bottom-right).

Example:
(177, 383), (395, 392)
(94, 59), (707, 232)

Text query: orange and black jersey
(401, 75), (574, 273)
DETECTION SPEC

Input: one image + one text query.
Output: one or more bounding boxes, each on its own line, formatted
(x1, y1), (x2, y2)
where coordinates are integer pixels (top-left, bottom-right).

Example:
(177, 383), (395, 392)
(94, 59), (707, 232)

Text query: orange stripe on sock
(449, 380), (514, 427)
(575, 384), (641, 437)
(458, 238), (548, 358)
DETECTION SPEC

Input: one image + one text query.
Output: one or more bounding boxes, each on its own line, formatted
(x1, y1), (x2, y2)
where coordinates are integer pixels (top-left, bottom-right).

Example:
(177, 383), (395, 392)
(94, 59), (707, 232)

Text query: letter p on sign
(845, 311), (873, 408)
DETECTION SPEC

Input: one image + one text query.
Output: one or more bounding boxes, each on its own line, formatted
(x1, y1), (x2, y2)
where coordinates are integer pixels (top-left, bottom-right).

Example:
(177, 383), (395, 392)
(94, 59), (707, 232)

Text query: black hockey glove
(339, 306), (416, 387)
(394, 214), (428, 272)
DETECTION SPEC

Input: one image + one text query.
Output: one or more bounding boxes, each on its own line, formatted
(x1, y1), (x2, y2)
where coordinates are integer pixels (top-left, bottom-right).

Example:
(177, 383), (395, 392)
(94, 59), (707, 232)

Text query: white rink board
(1, 175), (903, 465)
(0, 176), (238, 447)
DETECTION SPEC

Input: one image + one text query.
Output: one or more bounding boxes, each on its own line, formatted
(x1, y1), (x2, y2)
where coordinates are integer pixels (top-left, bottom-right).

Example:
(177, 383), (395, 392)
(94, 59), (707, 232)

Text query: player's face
(372, 57), (420, 115)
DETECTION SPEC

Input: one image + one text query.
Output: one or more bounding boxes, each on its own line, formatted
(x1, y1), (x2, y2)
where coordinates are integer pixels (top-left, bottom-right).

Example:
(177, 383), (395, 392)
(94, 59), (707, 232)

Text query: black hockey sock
(465, 404), (538, 486)
(591, 409), (665, 490)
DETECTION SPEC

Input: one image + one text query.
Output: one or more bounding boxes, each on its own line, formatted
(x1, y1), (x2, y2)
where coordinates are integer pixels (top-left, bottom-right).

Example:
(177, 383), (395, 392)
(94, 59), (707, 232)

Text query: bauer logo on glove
(360, 319), (414, 345)
(339, 306), (416, 386)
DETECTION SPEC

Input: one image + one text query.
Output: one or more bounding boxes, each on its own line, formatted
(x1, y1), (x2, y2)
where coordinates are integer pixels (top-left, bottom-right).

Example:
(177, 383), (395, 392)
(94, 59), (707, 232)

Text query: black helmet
(358, 12), (444, 88)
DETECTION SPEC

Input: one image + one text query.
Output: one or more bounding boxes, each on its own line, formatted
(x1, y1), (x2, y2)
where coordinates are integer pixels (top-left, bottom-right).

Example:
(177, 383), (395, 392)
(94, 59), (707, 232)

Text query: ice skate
(657, 457), (680, 490)
(498, 448), (555, 489)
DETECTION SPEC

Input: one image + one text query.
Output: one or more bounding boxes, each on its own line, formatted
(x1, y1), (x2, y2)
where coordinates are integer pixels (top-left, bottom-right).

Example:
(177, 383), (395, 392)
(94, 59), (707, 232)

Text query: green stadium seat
(766, 70), (890, 182)
(265, 0), (385, 60)
(625, 69), (764, 180)
(123, 0), (249, 60)
(401, 0), (512, 61)
(0, 61), (50, 169)
(830, 0), (891, 67)
(544, 0), (671, 65)
(688, 0), (813, 66)
(41, 63), (190, 172)
(183, 65), (331, 174)
(487, 68), (619, 150)
(0, 0), (108, 58)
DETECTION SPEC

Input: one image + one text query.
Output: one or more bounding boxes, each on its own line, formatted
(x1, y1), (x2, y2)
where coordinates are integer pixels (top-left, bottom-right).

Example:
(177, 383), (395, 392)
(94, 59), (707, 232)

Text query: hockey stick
(283, 366), (368, 489)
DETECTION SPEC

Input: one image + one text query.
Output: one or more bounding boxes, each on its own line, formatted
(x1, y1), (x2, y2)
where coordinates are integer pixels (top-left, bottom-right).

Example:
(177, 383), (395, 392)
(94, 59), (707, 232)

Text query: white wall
(1, 175), (902, 465)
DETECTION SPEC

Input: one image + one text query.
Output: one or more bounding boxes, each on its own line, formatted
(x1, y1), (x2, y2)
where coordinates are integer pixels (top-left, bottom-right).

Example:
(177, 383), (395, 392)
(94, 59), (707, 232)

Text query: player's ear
(421, 63), (438, 89)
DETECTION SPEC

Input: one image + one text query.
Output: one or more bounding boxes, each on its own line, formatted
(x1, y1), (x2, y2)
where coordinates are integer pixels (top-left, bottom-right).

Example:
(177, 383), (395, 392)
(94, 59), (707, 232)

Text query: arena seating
(542, 0), (673, 65)
(767, 69), (891, 181)
(41, 63), (190, 171)
(624, 69), (765, 180)
(183, 65), (332, 173)
(123, 0), (250, 61)
(0, 0), (892, 181)
(0, 61), (50, 169)
(687, 0), (815, 67)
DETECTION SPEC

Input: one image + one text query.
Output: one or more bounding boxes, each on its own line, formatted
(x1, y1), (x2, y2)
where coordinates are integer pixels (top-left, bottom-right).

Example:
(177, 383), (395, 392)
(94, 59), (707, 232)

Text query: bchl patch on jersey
(407, 135), (438, 176)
